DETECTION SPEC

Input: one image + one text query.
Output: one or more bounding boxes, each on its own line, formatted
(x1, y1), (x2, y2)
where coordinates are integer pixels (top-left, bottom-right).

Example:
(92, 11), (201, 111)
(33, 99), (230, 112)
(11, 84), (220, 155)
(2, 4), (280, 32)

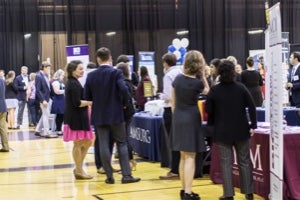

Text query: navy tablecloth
(210, 131), (300, 200)
(256, 107), (300, 126)
(129, 112), (163, 162)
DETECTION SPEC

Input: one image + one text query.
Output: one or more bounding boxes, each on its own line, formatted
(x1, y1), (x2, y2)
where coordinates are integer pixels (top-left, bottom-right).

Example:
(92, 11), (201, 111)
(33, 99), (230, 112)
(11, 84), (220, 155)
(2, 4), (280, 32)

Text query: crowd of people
(157, 52), (259, 200)
(1, 48), (300, 200)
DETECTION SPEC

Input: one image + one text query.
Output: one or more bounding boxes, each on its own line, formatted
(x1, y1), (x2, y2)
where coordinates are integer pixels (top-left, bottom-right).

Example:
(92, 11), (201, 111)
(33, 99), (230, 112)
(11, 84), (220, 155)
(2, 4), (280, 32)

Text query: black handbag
(202, 115), (214, 137)
(124, 104), (135, 121)
(202, 125), (214, 137)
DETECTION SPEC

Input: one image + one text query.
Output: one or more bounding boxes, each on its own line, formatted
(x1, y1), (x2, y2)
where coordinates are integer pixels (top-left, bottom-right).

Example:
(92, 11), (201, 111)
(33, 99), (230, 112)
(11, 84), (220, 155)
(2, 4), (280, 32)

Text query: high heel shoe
(130, 160), (137, 171)
(182, 192), (200, 200)
(73, 169), (93, 180)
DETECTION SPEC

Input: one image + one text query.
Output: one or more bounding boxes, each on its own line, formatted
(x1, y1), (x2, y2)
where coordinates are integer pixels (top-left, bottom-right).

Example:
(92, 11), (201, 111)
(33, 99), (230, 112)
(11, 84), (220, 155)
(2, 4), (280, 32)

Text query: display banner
(265, 29), (270, 123)
(268, 3), (283, 199)
(138, 51), (157, 95)
(126, 55), (134, 73)
(66, 44), (89, 86)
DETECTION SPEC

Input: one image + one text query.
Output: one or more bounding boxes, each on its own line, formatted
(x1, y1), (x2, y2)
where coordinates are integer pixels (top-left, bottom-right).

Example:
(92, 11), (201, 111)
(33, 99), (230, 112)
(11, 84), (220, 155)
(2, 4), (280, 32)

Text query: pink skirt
(63, 124), (94, 142)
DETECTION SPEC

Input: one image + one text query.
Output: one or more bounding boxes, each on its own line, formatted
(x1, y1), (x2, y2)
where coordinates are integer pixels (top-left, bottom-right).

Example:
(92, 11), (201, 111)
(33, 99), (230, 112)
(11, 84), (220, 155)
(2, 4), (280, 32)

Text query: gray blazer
(0, 78), (7, 112)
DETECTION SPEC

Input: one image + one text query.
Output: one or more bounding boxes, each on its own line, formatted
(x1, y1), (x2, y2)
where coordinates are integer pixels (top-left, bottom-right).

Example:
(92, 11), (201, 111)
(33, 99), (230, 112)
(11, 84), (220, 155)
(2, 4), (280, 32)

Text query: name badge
(293, 75), (299, 81)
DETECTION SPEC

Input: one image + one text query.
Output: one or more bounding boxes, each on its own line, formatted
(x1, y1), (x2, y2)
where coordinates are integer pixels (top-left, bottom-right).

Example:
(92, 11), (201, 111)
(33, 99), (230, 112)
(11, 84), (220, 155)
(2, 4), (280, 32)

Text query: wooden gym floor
(0, 127), (264, 200)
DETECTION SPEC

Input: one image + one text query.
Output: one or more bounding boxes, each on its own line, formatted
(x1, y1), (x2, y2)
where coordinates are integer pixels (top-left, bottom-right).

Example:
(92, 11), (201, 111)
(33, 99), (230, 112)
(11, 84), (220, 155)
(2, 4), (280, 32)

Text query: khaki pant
(0, 112), (9, 150)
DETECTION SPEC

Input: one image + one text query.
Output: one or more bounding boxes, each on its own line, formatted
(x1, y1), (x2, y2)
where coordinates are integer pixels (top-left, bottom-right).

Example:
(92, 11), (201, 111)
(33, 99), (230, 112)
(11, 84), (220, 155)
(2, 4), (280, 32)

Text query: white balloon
(172, 38), (181, 49)
(174, 50), (181, 60)
(180, 38), (189, 48)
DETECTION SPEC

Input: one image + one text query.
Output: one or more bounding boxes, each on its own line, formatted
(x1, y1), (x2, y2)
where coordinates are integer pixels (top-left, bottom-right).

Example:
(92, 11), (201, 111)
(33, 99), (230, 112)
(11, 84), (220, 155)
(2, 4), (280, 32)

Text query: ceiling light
(176, 30), (189, 35)
(105, 32), (116, 36)
(248, 29), (264, 35)
(24, 33), (31, 39)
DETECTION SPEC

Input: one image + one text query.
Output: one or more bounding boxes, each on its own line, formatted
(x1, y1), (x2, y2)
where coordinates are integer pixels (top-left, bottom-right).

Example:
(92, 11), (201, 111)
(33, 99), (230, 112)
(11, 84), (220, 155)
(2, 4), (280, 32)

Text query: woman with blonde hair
(5, 71), (18, 129)
(171, 50), (209, 200)
(51, 69), (65, 135)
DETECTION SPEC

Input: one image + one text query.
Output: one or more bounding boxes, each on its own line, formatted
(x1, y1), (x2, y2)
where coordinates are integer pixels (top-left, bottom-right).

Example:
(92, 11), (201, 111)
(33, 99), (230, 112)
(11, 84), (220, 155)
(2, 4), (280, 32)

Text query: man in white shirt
(159, 53), (182, 180)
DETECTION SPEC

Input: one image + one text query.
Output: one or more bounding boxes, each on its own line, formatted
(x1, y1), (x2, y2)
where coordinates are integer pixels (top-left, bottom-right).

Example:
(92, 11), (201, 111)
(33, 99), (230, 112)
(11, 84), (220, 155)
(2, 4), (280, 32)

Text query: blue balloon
(168, 45), (176, 53)
(177, 57), (183, 64)
(181, 54), (185, 64)
(179, 47), (186, 55)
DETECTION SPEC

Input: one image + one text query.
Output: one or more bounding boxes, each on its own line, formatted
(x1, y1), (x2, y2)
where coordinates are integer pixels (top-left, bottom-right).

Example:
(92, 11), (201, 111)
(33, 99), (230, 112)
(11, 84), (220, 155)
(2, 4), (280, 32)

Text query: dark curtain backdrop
(1, 0), (300, 88)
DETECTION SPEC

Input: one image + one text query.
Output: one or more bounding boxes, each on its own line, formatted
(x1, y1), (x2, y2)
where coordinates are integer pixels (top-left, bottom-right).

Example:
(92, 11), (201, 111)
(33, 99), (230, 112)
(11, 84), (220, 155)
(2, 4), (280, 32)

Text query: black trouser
(163, 107), (180, 174)
(125, 119), (133, 160)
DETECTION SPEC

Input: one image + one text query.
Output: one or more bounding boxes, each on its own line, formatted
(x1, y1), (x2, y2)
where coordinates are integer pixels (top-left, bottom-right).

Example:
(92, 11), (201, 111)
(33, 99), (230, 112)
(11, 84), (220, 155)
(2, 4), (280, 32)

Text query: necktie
(291, 67), (296, 82)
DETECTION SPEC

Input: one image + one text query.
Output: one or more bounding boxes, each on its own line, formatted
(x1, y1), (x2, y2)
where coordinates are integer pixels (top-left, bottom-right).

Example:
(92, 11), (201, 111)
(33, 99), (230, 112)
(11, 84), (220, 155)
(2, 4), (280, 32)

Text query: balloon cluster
(168, 38), (189, 64)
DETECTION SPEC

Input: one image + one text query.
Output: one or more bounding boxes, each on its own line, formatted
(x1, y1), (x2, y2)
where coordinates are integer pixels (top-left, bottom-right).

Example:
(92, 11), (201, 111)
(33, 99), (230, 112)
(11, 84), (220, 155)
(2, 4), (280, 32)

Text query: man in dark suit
(35, 61), (57, 138)
(286, 51), (300, 107)
(0, 77), (9, 152)
(85, 47), (140, 184)
(14, 66), (32, 128)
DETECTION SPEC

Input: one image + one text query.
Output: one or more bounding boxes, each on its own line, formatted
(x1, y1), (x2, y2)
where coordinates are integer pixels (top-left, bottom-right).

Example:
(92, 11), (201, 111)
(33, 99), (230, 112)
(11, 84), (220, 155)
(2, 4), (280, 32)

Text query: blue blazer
(14, 74), (29, 101)
(0, 78), (7, 112)
(35, 71), (51, 103)
(288, 66), (300, 105)
(84, 65), (129, 126)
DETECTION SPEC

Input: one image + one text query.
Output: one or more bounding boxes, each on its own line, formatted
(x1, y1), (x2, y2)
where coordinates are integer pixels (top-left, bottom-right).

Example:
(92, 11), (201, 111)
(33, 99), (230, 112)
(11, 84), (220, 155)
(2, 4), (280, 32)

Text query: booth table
(256, 107), (300, 126)
(210, 128), (300, 199)
(128, 112), (164, 162)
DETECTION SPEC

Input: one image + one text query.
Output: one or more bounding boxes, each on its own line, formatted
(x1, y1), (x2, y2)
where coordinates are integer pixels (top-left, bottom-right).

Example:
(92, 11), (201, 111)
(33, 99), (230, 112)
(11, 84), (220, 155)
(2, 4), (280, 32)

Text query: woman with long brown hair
(63, 60), (93, 179)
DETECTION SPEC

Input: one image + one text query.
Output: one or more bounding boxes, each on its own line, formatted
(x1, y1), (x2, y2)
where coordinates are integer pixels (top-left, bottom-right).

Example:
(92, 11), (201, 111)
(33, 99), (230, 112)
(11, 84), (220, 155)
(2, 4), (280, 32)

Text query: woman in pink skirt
(63, 60), (93, 180)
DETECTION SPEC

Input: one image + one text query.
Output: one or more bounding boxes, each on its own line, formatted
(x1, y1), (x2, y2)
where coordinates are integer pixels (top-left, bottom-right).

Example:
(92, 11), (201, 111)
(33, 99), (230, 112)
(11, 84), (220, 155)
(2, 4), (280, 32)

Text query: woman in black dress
(50, 69), (65, 135)
(171, 50), (209, 200)
(241, 56), (263, 107)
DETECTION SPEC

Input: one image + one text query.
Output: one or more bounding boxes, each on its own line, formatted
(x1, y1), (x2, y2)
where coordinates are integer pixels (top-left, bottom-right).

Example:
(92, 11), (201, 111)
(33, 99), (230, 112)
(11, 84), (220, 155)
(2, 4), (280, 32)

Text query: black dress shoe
(180, 190), (199, 199)
(219, 196), (233, 200)
(0, 149), (9, 152)
(121, 175), (141, 184)
(245, 193), (253, 200)
(182, 192), (200, 200)
(105, 177), (115, 184)
(34, 132), (41, 137)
